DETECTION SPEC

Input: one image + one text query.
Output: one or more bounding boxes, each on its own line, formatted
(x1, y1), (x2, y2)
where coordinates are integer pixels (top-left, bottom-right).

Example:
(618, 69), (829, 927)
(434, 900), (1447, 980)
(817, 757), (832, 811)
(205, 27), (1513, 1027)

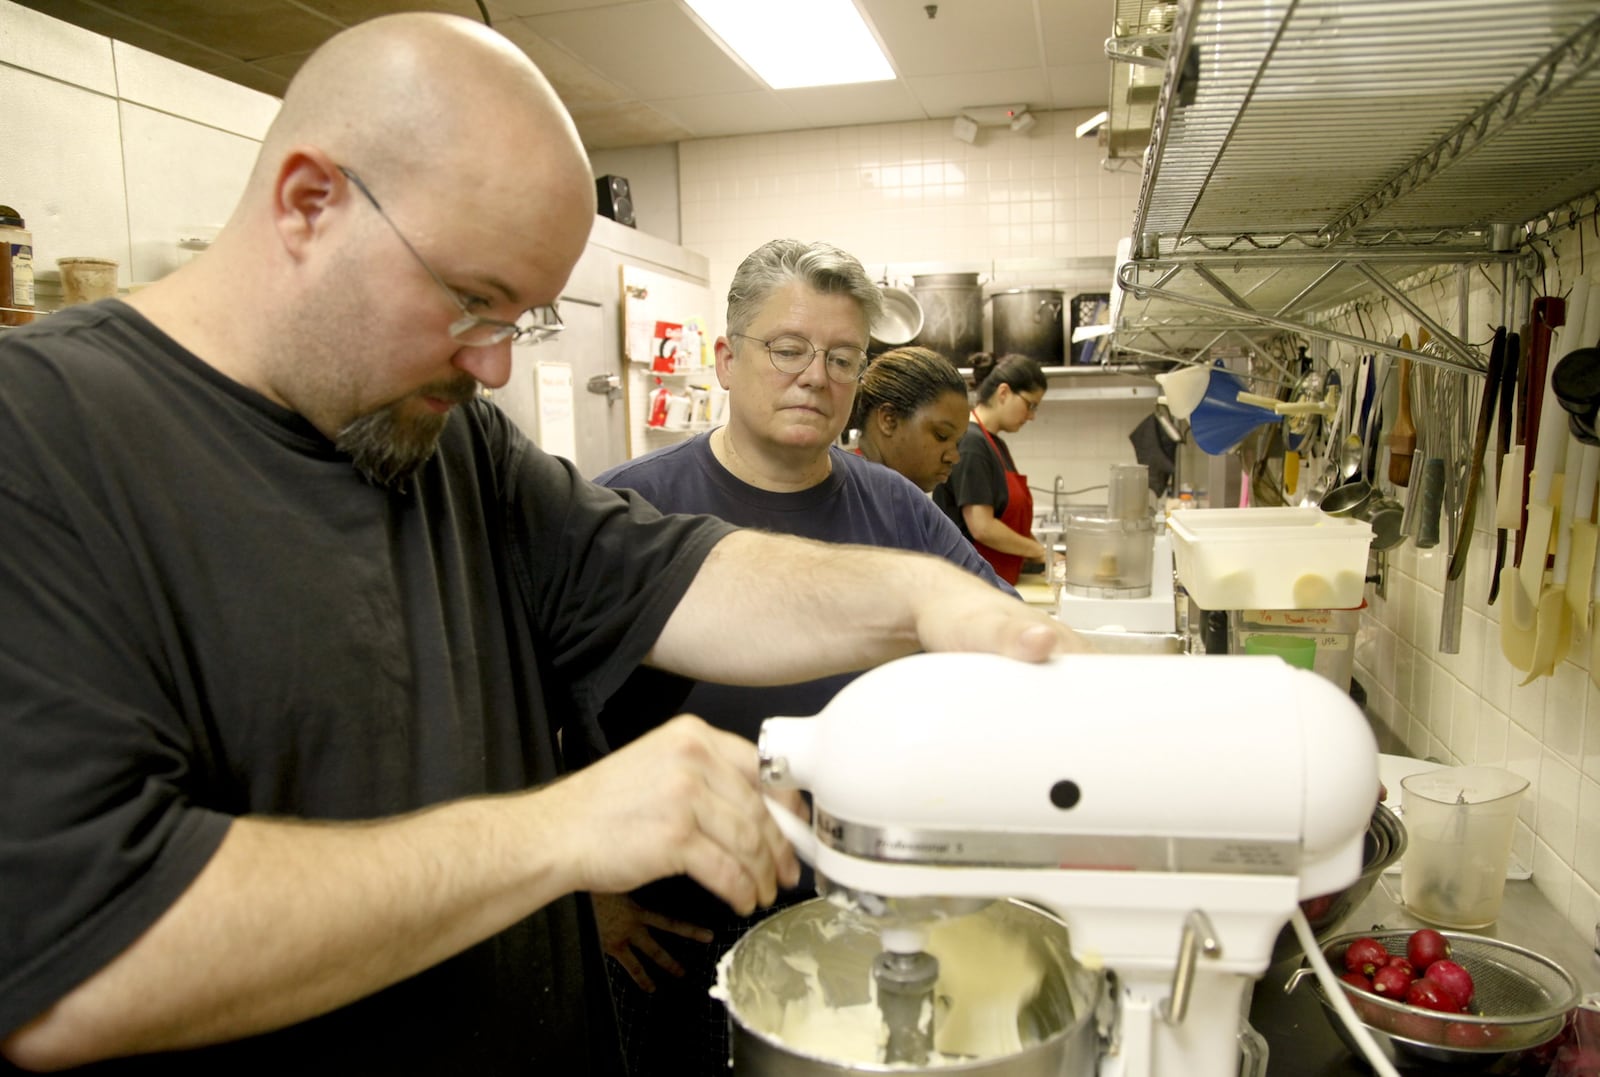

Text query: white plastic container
(1168, 507), (1371, 610)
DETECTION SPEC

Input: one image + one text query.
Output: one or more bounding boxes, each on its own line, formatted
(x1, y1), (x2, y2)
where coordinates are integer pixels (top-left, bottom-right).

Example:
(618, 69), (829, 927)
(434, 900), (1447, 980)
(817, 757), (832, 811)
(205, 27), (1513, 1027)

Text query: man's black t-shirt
(0, 302), (733, 1074)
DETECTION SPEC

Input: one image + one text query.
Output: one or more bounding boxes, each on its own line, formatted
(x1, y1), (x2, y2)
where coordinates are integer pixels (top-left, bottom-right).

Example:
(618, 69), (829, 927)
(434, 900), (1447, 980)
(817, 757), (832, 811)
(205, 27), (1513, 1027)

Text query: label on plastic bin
(1241, 608), (1361, 629)
(1236, 629), (1349, 651)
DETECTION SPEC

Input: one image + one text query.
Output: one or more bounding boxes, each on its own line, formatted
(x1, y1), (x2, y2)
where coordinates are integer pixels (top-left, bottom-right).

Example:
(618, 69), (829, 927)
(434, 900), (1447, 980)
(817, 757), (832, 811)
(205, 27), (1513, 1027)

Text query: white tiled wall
(661, 109), (1147, 499)
(1342, 229), (1600, 944)
(676, 109), (1139, 310)
(0, 0), (277, 293)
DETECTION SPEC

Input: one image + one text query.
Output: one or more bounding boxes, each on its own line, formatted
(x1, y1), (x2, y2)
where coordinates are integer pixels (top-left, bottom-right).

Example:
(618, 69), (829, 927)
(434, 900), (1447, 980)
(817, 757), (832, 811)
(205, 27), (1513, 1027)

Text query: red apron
(972, 415), (1033, 585)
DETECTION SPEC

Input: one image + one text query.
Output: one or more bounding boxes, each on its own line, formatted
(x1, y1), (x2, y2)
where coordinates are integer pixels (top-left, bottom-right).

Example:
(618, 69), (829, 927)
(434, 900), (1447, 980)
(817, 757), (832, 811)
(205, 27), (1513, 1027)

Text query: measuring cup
(1318, 479), (1405, 551)
(1399, 766), (1528, 928)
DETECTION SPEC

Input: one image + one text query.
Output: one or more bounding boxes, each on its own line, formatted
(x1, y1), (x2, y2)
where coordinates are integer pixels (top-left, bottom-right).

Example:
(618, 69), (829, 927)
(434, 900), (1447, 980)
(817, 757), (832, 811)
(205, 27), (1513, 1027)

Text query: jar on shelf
(0, 205), (36, 326)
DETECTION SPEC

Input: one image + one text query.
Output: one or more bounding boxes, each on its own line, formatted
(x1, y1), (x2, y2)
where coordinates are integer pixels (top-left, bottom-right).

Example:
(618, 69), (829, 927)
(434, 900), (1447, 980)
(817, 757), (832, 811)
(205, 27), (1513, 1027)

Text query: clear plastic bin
(1228, 606), (1361, 691)
(1168, 507), (1371, 610)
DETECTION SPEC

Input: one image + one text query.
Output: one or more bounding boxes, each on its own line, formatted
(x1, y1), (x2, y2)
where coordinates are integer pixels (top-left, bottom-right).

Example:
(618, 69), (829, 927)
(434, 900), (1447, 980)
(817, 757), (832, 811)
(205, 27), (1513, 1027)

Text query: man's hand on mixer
(539, 716), (801, 915)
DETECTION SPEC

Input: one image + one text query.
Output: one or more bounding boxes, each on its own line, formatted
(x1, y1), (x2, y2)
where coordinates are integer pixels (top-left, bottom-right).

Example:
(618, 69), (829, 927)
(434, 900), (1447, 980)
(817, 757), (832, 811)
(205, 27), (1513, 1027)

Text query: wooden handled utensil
(1390, 334), (1417, 486)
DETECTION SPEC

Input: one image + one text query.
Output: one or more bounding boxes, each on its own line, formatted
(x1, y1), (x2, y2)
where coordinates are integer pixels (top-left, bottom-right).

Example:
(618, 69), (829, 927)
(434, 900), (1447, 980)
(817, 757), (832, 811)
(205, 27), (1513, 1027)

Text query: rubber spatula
(1523, 431), (1581, 684)
(1564, 444), (1598, 631)
(1504, 299), (1569, 672)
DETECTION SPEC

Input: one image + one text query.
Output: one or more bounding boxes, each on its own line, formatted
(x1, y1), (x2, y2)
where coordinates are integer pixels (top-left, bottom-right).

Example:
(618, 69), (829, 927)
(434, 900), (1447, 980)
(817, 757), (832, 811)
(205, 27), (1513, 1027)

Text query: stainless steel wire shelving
(1107, 0), (1600, 377)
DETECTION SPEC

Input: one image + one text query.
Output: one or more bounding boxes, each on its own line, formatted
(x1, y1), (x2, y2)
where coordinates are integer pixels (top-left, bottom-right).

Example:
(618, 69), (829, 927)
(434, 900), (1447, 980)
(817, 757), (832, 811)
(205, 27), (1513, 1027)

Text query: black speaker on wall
(596, 174), (636, 228)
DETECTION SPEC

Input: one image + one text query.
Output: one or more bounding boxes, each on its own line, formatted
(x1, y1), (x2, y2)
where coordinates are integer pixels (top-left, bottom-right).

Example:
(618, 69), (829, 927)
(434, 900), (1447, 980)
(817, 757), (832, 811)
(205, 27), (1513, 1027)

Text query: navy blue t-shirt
(592, 433), (1011, 748)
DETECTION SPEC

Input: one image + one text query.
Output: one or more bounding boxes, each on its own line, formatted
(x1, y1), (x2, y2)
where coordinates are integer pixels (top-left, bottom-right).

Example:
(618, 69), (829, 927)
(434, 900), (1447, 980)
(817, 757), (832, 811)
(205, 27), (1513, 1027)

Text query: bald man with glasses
(0, 18), (1079, 1077)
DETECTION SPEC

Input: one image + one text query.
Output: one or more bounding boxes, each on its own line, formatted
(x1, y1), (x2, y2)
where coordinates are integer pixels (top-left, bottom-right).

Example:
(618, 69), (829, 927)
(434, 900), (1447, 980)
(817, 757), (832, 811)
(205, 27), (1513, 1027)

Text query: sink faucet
(1050, 475), (1065, 525)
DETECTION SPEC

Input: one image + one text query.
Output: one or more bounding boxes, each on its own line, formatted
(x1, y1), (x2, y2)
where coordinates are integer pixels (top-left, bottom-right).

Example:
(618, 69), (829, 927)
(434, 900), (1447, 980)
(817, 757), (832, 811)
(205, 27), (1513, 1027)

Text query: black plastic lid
(0, 205), (22, 228)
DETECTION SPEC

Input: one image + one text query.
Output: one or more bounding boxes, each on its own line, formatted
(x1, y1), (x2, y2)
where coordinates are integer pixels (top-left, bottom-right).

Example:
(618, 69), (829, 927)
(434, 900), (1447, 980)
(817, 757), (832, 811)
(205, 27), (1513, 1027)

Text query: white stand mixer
(758, 652), (1378, 1077)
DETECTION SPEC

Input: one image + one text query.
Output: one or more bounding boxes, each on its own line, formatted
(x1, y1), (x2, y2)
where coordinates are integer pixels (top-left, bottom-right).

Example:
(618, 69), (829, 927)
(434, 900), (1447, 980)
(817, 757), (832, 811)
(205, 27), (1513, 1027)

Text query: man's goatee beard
(337, 405), (450, 490)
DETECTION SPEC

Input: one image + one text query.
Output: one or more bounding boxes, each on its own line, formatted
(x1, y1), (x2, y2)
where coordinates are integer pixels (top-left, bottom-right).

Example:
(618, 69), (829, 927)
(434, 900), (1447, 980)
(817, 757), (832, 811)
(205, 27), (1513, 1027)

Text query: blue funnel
(1189, 370), (1283, 455)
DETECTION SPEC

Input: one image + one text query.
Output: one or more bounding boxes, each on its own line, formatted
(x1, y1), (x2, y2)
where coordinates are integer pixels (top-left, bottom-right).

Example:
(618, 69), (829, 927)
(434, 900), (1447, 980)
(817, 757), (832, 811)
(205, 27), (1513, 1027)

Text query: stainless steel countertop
(1250, 878), (1600, 1074)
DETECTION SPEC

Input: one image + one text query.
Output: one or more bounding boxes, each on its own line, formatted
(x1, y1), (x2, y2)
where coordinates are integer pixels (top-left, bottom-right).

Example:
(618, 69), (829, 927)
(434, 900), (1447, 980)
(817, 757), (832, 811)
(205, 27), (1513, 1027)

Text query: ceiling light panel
(682, 0), (896, 90)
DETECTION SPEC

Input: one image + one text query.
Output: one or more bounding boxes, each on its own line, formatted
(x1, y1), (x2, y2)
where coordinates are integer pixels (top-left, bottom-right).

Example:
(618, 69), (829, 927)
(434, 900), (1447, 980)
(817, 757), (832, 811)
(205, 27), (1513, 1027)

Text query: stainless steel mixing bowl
(718, 897), (1100, 1075)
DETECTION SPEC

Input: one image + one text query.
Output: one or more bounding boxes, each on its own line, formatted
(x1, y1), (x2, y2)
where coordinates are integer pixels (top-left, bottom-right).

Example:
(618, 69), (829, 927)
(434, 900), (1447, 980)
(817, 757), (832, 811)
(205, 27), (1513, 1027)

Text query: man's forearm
(649, 530), (1054, 684)
(648, 531), (930, 683)
(4, 795), (569, 1070)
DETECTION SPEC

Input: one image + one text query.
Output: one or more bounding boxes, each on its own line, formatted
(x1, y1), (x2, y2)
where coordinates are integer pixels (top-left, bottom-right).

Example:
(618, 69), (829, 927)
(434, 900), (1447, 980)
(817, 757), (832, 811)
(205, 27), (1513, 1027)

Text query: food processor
(735, 651), (1379, 1077)
(1056, 464), (1178, 637)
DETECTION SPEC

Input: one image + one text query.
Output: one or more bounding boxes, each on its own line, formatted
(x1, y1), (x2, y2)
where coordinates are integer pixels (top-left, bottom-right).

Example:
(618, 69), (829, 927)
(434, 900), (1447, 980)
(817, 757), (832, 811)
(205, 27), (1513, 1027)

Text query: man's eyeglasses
(338, 166), (563, 348)
(730, 333), (869, 385)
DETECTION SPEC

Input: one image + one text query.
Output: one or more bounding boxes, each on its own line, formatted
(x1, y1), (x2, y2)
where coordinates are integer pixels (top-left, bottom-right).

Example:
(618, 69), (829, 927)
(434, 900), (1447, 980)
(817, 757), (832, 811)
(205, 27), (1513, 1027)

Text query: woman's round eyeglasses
(730, 333), (869, 384)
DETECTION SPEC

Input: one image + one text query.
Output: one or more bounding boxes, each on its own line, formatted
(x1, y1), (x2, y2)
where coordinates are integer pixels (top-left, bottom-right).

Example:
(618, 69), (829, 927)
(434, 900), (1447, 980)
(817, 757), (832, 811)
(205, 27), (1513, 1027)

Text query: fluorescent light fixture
(1076, 110), (1110, 138)
(684, 0), (895, 89)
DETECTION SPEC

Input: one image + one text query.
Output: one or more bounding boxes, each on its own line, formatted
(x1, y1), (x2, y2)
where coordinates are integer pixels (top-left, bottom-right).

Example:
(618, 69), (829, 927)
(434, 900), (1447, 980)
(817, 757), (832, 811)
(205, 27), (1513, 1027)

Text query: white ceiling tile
(495, 17), (632, 107)
(1048, 63), (1109, 110)
(778, 80), (927, 130)
(1040, 0), (1112, 66)
(650, 90), (802, 139)
(861, 0), (1042, 77)
(906, 69), (1052, 118)
(568, 100), (693, 148)
(524, 0), (761, 100)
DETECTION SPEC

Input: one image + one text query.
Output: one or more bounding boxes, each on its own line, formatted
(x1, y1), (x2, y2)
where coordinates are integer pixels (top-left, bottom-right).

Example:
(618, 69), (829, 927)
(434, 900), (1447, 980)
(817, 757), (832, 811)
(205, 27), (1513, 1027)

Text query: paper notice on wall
(625, 317), (655, 364)
(535, 361), (577, 462)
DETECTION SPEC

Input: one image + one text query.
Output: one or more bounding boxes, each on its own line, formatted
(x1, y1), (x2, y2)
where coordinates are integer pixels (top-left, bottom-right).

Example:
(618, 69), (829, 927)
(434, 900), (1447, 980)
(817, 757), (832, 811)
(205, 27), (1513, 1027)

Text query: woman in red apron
(932, 353), (1048, 584)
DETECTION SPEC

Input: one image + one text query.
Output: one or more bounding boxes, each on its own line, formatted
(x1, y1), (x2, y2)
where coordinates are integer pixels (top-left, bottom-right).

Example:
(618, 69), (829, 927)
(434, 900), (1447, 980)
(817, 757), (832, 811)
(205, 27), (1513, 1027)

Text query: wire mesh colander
(1293, 929), (1580, 1065)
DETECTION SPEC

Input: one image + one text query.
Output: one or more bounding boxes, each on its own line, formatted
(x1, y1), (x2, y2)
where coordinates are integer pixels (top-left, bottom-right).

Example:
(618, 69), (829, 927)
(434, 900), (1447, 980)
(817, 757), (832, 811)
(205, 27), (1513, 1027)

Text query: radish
(1424, 959), (1475, 1010)
(1344, 936), (1389, 977)
(1407, 928), (1451, 971)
